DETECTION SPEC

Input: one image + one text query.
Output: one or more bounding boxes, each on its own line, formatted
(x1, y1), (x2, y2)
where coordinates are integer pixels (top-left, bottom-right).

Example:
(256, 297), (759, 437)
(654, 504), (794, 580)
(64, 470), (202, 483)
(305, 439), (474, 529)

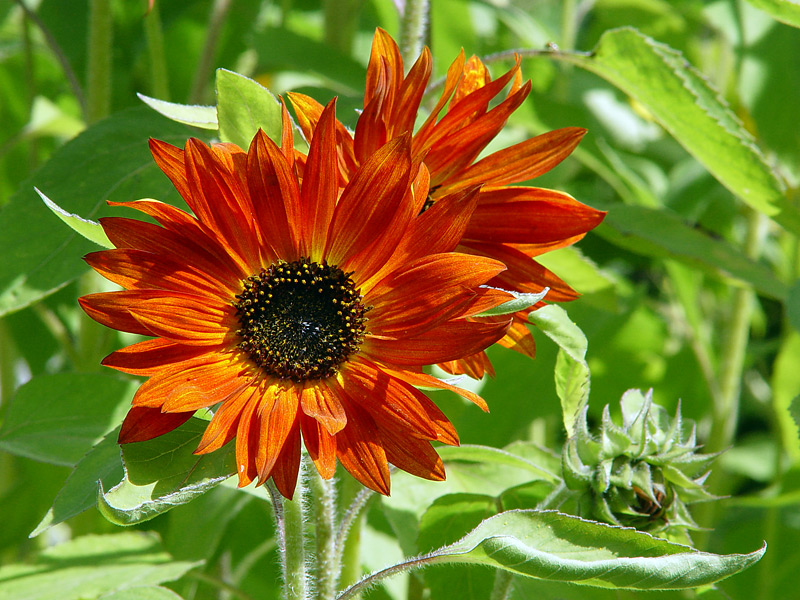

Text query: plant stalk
(310, 470), (339, 600)
(398, 0), (428, 68)
(87, 0), (113, 123)
(144, 0), (170, 100)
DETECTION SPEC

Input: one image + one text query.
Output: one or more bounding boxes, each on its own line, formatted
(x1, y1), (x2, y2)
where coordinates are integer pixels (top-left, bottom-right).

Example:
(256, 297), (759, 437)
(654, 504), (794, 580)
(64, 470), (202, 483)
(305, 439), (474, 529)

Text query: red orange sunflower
(288, 28), (605, 378)
(79, 100), (513, 498)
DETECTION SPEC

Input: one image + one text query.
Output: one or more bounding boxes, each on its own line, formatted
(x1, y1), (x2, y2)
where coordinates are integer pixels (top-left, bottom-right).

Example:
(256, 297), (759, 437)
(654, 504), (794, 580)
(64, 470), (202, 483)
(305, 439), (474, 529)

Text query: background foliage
(1, 0), (799, 599)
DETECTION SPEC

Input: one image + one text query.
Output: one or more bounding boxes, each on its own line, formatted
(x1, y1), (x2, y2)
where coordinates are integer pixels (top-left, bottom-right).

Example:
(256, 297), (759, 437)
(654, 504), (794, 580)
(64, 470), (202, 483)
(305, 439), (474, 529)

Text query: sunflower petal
(334, 399), (391, 495)
(364, 319), (509, 367)
(118, 406), (195, 444)
(300, 413), (337, 479)
(299, 381), (347, 435)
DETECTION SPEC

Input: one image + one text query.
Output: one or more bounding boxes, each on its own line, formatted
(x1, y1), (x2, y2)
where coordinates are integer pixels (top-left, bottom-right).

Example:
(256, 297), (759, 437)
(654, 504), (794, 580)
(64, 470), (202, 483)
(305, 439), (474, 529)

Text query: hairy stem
(311, 471), (339, 600)
(398, 0), (428, 68)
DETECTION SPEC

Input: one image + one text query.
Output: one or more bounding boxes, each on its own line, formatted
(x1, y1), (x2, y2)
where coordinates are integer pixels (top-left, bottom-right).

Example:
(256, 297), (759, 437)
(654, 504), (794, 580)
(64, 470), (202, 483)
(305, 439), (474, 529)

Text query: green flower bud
(562, 389), (718, 541)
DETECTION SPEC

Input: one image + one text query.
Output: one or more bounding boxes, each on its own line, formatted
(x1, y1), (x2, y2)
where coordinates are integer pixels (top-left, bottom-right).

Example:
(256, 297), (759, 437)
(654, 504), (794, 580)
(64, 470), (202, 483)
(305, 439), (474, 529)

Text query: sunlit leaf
(98, 418), (235, 526)
(773, 330), (800, 464)
(0, 373), (134, 466)
(0, 532), (199, 600)
(746, 0), (800, 28)
(430, 510), (764, 589)
(528, 305), (590, 436)
(36, 187), (112, 248)
(138, 93), (218, 130)
(554, 28), (800, 235)
(475, 287), (549, 316)
(215, 69), (282, 149)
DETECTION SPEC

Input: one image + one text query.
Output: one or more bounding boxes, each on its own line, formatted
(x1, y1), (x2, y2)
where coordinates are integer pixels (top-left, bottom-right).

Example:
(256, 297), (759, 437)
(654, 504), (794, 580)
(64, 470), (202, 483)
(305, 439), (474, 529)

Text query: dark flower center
(234, 258), (369, 382)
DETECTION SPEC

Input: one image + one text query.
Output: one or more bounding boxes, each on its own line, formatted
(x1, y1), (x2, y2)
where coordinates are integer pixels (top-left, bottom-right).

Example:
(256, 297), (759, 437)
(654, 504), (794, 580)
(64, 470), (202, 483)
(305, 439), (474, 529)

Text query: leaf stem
(143, 0), (170, 100)
(398, 0), (428, 69)
(189, 0), (232, 104)
(707, 208), (763, 455)
(87, 0), (113, 123)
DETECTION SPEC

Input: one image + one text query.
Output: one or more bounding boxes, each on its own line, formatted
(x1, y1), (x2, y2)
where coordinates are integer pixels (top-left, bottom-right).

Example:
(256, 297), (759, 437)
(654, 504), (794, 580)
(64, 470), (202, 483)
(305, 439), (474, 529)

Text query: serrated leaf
(99, 587), (185, 600)
(138, 93), (218, 130)
(528, 305), (590, 436)
(36, 187), (113, 248)
(599, 204), (787, 300)
(746, 0), (800, 28)
(98, 418), (235, 525)
(475, 287), (549, 316)
(555, 27), (799, 235)
(555, 347), (591, 437)
(527, 304), (587, 364)
(215, 69), (282, 149)
(0, 532), (199, 600)
(0, 373), (134, 466)
(0, 107), (195, 317)
(431, 510), (764, 590)
(31, 429), (124, 537)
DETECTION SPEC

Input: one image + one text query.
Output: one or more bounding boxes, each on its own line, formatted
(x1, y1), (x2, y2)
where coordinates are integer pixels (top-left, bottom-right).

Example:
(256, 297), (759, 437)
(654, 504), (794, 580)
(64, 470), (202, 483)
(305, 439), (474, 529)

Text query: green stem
(311, 471), (339, 600)
(189, 0), (232, 104)
(267, 470), (309, 600)
(14, 0), (88, 119)
(398, 0), (428, 68)
(489, 570), (513, 600)
(323, 0), (363, 55)
(0, 320), (18, 414)
(87, 0), (113, 123)
(338, 476), (370, 593)
(707, 208), (763, 455)
(144, 0), (170, 100)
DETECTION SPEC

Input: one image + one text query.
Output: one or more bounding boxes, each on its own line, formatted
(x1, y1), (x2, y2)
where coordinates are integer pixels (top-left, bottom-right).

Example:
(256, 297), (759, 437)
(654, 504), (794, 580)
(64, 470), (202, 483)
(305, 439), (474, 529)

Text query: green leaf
(554, 347), (591, 437)
(475, 287), (549, 317)
(99, 587), (185, 600)
(772, 330), (800, 464)
(746, 0), (800, 28)
(215, 69), (282, 149)
(528, 305), (590, 436)
(430, 510), (764, 590)
(555, 28), (800, 235)
(0, 532), (199, 600)
(0, 373), (134, 466)
(418, 494), (499, 600)
(98, 418), (236, 525)
(438, 444), (560, 483)
(36, 187), (112, 248)
(0, 107), (194, 317)
(31, 430), (124, 537)
(527, 305), (587, 365)
(599, 204), (788, 300)
(138, 93), (218, 130)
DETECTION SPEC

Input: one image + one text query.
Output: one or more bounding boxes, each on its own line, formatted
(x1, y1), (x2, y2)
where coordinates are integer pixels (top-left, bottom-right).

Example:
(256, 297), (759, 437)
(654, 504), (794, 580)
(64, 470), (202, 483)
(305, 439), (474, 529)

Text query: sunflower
(79, 100), (513, 498)
(287, 28), (605, 378)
